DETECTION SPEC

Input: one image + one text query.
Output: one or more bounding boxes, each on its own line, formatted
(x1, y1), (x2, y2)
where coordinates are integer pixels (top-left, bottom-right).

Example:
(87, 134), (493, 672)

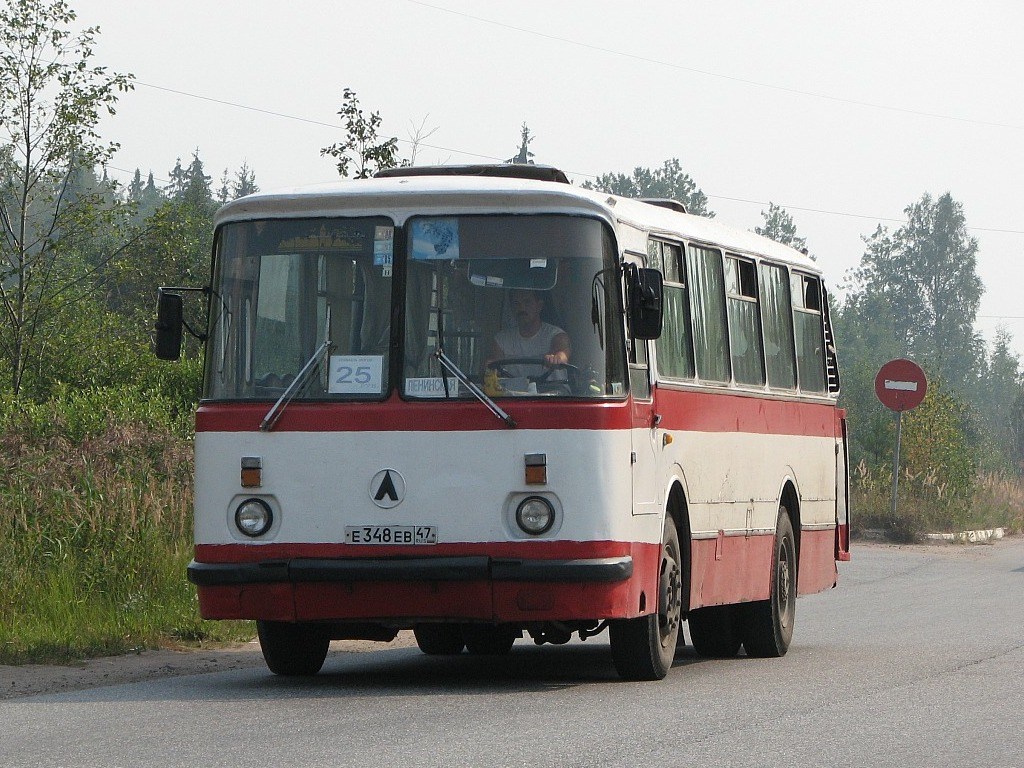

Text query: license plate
(345, 525), (437, 545)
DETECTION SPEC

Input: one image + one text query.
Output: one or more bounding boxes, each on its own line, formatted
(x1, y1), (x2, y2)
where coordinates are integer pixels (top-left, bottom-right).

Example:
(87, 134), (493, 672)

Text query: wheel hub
(659, 555), (682, 639)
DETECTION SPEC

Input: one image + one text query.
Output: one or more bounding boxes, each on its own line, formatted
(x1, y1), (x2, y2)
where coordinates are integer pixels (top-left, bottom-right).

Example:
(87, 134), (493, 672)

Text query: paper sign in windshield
(411, 219), (460, 260)
(373, 226), (394, 276)
(405, 377), (459, 397)
(329, 355), (383, 394)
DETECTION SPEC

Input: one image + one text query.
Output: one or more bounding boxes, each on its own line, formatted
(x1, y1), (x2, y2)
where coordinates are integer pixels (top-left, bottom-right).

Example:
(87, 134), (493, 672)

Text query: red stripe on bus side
(195, 396), (631, 433)
(196, 389), (839, 437)
(655, 387), (838, 438)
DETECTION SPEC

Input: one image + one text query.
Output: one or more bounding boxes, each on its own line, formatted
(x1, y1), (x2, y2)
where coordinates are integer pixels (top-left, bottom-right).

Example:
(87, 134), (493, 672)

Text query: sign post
(874, 359), (928, 520)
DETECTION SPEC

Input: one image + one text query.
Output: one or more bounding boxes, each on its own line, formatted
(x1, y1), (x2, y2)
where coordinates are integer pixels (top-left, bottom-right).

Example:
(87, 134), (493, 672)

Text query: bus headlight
(515, 496), (555, 535)
(235, 498), (273, 537)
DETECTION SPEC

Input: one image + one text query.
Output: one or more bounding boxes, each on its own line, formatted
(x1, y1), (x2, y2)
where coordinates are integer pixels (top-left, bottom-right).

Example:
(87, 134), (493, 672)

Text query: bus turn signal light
(241, 456), (262, 488)
(524, 453), (547, 485)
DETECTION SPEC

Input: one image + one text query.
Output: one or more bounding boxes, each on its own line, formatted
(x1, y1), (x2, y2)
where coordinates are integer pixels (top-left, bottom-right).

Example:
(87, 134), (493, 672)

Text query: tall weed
(0, 387), (249, 664)
(852, 459), (1024, 542)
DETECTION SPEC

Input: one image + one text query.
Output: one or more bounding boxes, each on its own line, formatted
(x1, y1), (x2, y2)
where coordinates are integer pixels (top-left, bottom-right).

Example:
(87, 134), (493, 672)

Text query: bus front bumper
(187, 553), (646, 623)
(189, 554), (632, 586)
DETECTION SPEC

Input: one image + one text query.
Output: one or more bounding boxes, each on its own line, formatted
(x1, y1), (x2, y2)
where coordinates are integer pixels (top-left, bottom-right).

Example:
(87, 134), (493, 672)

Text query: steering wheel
(486, 357), (579, 388)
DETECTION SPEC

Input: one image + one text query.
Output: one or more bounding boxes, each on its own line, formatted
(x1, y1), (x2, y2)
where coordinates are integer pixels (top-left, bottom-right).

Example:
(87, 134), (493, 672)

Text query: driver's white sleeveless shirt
(494, 322), (564, 359)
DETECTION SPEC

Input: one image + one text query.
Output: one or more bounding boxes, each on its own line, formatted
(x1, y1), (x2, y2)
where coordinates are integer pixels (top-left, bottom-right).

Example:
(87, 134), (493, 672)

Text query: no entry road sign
(874, 358), (928, 412)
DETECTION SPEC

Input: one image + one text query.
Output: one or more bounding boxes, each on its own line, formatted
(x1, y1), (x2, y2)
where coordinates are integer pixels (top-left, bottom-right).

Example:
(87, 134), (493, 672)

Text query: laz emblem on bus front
(368, 468), (406, 508)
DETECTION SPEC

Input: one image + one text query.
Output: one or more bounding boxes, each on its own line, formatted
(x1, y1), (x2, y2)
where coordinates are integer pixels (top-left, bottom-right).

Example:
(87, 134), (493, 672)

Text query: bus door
(836, 410), (852, 561)
(625, 253), (661, 516)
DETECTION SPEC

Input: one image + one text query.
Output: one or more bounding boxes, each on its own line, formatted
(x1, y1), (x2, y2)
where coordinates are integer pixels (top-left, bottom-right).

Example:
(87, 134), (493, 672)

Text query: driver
(487, 289), (570, 379)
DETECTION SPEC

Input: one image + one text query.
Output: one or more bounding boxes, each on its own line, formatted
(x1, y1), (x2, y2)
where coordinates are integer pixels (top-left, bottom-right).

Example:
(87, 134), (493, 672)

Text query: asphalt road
(3, 539), (1023, 768)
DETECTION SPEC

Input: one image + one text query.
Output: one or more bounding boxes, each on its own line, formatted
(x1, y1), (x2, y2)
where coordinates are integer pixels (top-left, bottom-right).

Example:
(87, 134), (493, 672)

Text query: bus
(155, 164), (850, 681)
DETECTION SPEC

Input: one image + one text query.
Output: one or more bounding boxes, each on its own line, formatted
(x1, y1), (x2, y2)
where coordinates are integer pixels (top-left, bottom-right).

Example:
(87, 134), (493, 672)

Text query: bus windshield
(204, 217), (395, 400)
(203, 214), (626, 401)
(402, 215), (626, 399)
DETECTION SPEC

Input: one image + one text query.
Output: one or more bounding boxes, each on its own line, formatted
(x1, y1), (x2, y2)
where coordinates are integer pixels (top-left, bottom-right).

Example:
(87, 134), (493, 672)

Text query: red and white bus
(157, 164), (850, 681)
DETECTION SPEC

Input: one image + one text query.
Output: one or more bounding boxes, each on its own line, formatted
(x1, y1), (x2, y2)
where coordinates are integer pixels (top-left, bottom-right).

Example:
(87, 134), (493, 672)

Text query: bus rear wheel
(413, 624), (466, 655)
(688, 605), (742, 658)
(463, 624), (517, 655)
(741, 507), (797, 657)
(609, 518), (682, 680)
(256, 620), (330, 676)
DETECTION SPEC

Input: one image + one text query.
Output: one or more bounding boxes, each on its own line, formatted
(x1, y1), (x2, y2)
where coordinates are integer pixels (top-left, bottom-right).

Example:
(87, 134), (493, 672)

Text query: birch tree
(0, 0), (133, 394)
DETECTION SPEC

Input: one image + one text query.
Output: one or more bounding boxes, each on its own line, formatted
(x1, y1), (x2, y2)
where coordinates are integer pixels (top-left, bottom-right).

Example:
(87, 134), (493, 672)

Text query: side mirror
(627, 265), (664, 340)
(154, 290), (184, 360)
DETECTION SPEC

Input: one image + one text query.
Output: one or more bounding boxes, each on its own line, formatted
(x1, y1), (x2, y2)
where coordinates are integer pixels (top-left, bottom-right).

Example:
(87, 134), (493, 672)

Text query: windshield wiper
(435, 347), (516, 428)
(260, 339), (333, 432)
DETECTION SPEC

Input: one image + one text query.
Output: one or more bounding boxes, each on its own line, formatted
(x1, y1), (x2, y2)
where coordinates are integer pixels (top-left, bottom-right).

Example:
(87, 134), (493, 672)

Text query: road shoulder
(1, 634), (418, 700)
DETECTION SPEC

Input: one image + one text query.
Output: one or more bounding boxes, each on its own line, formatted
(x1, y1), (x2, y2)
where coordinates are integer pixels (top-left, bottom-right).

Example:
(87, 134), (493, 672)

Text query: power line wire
(136, 80), (507, 164)
(404, 0), (1024, 132)
(120, 85), (1023, 235)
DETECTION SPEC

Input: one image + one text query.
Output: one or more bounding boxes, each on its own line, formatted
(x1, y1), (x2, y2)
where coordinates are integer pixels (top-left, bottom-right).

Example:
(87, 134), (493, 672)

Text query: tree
(1011, 390), (1024, 473)
(972, 327), (1024, 470)
(165, 157), (187, 198)
(845, 193), (983, 388)
(0, 0), (133, 395)
(131, 170), (163, 222)
(755, 202), (807, 252)
(216, 162), (259, 203)
(231, 162), (259, 199)
(179, 151), (212, 208)
(506, 122), (535, 165)
(406, 115), (439, 166)
(127, 169), (144, 204)
(320, 87), (400, 179)
(900, 380), (977, 505)
(582, 158), (714, 217)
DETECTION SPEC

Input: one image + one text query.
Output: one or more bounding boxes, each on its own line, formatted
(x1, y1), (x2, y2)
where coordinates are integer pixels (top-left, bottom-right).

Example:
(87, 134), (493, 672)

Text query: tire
(741, 507), (797, 657)
(688, 605), (743, 658)
(414, 624), (466, 655)
(256, 620), (330, 676)
(462, 624), (517, 655)
(609, 518), (683, 681)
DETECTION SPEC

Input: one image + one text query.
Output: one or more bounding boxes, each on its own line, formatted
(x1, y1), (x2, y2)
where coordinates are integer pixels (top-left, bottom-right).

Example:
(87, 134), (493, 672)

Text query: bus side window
(791, 273), (827, 393)
(759, 262), (797, 390)
(687, 245), (730, 383)
(725, 255), (765, 386)
(651, 239), (695, 381)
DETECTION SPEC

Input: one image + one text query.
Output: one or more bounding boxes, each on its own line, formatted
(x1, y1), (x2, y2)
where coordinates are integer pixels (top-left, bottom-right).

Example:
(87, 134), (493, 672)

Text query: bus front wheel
(256, 620), (330, 676)
(609, 518), (682, 680)
(741, 507), (797, 657)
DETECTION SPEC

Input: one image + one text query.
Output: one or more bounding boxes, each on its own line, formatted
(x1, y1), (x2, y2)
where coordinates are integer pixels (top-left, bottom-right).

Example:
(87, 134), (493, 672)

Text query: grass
(0, 389), (252, 665)
(851, 459), (1024, 543)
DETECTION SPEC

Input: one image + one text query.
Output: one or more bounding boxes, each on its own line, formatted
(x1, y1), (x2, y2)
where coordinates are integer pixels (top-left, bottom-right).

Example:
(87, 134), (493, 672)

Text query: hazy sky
(75, 0), (1024, 358)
